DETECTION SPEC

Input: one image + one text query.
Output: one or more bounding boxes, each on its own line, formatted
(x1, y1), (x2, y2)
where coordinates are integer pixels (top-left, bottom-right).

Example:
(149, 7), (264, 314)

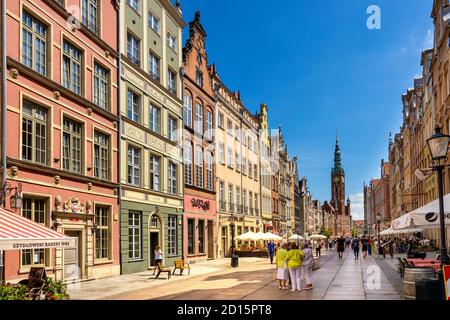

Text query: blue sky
(181, 0), (433, 219)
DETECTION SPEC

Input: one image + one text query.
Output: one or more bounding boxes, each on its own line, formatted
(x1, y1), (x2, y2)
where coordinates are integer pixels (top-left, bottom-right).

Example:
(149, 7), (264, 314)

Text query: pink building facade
(2, 0), (119, 282)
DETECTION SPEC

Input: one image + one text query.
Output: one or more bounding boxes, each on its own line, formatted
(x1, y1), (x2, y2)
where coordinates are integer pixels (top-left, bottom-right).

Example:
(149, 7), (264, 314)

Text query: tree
(352, 227), (361, 238)
(320, 226), (332, 239)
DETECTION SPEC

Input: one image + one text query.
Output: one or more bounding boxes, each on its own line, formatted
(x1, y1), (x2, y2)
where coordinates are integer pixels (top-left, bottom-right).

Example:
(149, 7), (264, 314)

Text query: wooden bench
(155, 262), (171, 280)
(172, 260), (190, 276)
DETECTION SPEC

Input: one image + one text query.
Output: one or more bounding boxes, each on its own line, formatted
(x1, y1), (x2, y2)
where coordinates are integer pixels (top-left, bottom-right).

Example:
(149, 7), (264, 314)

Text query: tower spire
(332, 134), (344, 175)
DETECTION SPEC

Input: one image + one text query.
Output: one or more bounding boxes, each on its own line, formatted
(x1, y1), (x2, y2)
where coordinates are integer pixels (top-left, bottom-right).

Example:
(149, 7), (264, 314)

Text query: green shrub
(0, 284), (29, 300)
(42, 278), (70, 300)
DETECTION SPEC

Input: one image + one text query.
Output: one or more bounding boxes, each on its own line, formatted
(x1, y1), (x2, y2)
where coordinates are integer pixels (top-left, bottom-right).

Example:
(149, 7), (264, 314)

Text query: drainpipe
(179, 66), (185, 260)
(116, 0), (122, 274)
(1, 0), (7, 283)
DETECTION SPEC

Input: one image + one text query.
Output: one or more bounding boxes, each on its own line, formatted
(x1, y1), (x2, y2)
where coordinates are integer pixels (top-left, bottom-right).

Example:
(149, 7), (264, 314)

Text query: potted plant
(42, 278), (70, 300)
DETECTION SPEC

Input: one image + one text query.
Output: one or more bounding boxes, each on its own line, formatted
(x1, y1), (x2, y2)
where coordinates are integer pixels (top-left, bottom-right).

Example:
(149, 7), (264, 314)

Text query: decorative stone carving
(105, 50), (110, 57)
(87, 182), (92, 191)
(113, 121), (118, 129)
(113, 188), (118, 196)
(63, 198), (84, 214)
(54, 91), (61, 100)
(86, 200), (92, 213)
(9, 166), (18, 178)
(87, 108), (92, 115)
(54, 175), (61, 185)
(55, 195), (62, 211)
(10, 68), (19, 79)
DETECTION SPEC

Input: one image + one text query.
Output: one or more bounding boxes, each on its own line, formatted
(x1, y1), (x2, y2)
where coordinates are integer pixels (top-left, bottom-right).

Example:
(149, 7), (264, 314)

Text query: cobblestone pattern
(373, 257), (404, 298)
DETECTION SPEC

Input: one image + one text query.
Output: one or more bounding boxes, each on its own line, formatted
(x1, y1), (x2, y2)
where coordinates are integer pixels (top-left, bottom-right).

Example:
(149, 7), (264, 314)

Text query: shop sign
(191, 198), (210, 211)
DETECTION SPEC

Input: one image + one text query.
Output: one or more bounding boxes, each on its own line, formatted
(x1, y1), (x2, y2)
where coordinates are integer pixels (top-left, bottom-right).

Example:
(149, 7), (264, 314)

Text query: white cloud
(349, 192), (364, 220)
(424, 29), (433, 49)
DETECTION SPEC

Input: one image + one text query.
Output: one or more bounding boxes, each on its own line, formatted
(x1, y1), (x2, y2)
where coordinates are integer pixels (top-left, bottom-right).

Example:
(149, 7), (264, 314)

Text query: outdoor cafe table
(407, 258), (434, 264)
(409, 259), (441, 272)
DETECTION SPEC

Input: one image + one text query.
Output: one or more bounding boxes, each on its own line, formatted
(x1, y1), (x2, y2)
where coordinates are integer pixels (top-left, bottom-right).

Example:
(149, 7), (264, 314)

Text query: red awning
(0, 207), (76, 251)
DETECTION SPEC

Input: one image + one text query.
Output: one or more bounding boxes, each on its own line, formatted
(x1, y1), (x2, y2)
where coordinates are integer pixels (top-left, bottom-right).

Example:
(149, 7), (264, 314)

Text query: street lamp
(1, 182), (23, 211)
(426, 126), (450, 266)
(229, 214), (237, 267)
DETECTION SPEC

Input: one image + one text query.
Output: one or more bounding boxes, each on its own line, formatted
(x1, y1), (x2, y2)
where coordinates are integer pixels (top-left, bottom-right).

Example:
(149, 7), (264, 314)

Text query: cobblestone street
(67, 249), (402, 300)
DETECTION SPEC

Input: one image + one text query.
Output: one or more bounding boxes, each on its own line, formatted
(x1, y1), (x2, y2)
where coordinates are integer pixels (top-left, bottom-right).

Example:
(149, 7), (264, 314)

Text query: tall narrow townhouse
(120, 0), (184, 274)
(182, 11), (217, 262)
(258, 104), (272, 233)
(212, 74), (261, 258)
(3, 0), (120, 282)
(272, 127), (288, 237)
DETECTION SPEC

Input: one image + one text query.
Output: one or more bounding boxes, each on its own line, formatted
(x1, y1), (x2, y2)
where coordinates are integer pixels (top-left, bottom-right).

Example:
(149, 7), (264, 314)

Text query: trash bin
(415, 278), (442, 300)
(231, 254), (239, 268)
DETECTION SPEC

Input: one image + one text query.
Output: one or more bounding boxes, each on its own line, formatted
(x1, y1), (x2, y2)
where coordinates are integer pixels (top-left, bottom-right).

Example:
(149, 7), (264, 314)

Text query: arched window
(183, 93), (192, 128)
(195, 146), (203, 188)
(184, 142), (192, 185)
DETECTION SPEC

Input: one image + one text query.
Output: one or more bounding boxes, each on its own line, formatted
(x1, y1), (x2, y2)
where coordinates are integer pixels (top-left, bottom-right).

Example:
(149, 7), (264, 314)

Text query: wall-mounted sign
(444, 265), (450, 300)
(191, 198), (210, 211)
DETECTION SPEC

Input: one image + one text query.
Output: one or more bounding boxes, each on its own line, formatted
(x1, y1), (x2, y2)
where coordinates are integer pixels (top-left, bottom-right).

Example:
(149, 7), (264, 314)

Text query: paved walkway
(68, 249), (401, 300)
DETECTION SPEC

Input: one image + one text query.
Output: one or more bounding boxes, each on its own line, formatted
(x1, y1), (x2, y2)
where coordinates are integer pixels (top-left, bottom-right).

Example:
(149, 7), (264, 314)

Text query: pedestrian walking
(367, 237), (372, 256)
(315, 242), (322, 257)
(352, 237), (360, 260)
(285, 242), (304, 292)
(301, 243), (314, 290)
(337, 236), (345, 259)
(267, 241), (275, 264)
(361, 236), (368, 259)
(275, 243), (289, 290)
(155, 245), (163, 266)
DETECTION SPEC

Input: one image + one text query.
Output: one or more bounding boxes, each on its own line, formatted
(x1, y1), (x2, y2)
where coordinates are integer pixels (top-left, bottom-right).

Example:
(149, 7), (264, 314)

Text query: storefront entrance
(149, 232), (160, 267)
(63, 230), (81, 281)
(221, 226), (228, 258)
(148, 214), (162, 267)
(207, 221), (214, 259)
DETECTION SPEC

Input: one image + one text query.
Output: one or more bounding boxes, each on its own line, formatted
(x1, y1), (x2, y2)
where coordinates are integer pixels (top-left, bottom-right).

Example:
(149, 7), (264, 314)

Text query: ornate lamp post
(376, 212), (381, 253)
(426, 126), (450, 266)
(1, 182), (23, 211)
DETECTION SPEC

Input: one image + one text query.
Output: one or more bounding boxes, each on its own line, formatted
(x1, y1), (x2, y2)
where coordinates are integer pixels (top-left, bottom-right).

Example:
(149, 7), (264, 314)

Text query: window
(95, 205), (110, 259)
(198, 220), (205, 254)
(219, 181), (225, 211)
(148, 12), (160, 34)
(205, 110), (213, 140)
(254, 164), (258, 181)
(183, 94), (193, 128)
(196, 69), (203, 87)
(22, 100), (47, 164)
(93, 62), (109, 110)
(227, 120), (233, 136)
(206, 152), (213, 191)
(126, 0), (139, 12)
(94, 131), (109, 180)
(195, 147), (203, 188)
(168, 216), (177, 256)
(184, 142), (193, 185)
(167, 32), (176, 52)
(248, 137), (252, 151)
(22, 12), (47, 76)
(235, 152), (240, 171)
(236, 187), (241, 209)
(195, 103), (203, 134)
(150, 155), (161, 191)
(168, 161), (177, 194)
(21, 197), (47, 267)
(63, 41), (82, 95)
(188, 219), (195, 255)
(128, 211), (141, 260)
(228, 184), (234, 210)
(82, 0), (99, 34)
(62, 118), (82, 173)
(127, 145), (141, 186)
(149, 104), (160, 133)
(243, 189), (247, 211)
(168, 68), (177, 94)
(235, 125), (240, 141)
(168, 115), (177, 142)
(219, 143), (225, 165)
(127, 90), (140, 122)
(149, 52), (160, 81)
(249, 192), (253, 210)
(227, 147), (232, 168)
(242, 157), (247, 175)
(218, 112), (224, 128)
(248, 160), (252, 178)
(127, 33), (140, 65)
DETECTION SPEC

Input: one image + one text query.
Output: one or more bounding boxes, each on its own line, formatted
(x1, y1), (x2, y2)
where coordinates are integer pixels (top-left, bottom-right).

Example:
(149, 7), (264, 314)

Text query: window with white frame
(196, 68), (203, 87)
(195, 146), (203, 188)
(219, 181), (225, 210)
(242, 157), (247, 175)
(168, 161), (177, 194)
(128, 211), (141, 260)
(22, 11), (47, 76)
(126, 0), (139, 12)
(22, 100), (47, 165)
(149, 104), (161, 133)
(227, 120), (233, 136)
(127, 32), (140, 65)
(94, 131), (109, 180)
(227, 147), (233, 168)
(205, 110), (213, 140)
(93, 62), (109, 110)
(63, 41), (82, 95)
(183, 94), (193, 128)
(219, 143), (225, 164)
(168, 215), (177, 256)
(206, 152), (213, 191)
(21, 197), (48, 267)
(168, 115), (177, 142)
(248, 160), (252, 178)
(95, 205), (110, 259)
(168, 68), (177, 94)
(62, 118), (82, 173)
(195, 103), (203, 134)
(150, 155), (161, 191)
(148, 12), (160, 34)
(254, 164), (258, 181)
(82, 0), (99, 34)
(184, 142), (193, 185)
(149, 52), (160, 81)
(127, 145), (141, 186)
(167, 32), (176, 52)
(127, 89), (140, 122)
(218, 112), (224, 128)
(228, 184), (234, 209)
